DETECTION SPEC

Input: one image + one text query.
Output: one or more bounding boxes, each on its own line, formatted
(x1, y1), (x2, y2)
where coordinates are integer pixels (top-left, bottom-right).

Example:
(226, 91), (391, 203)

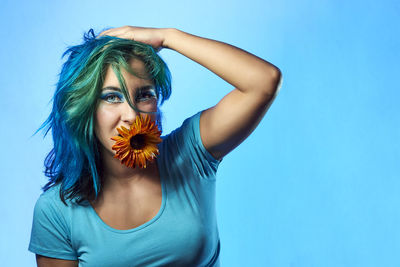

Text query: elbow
(272, 67), (283, 96)
(259, 66), (283, 97)
(271, 66), (282, 88)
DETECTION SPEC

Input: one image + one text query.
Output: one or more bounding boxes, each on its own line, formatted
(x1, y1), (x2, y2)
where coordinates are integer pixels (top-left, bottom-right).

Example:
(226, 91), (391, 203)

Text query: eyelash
(101, 92), (124, 103)
(135, 89), (157, 102)
(100, 89), (157, 104)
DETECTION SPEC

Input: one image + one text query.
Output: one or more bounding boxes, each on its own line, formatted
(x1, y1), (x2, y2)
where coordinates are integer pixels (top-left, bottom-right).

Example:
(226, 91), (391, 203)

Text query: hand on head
(98, 26), (167, 52)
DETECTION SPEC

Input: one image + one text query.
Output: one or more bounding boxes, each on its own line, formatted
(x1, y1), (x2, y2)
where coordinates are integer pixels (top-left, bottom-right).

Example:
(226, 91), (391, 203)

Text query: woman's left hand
(98, 26), (168, 52)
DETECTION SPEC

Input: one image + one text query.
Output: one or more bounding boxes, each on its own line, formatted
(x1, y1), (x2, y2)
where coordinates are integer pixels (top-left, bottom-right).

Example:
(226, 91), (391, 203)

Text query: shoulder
(36, 184), (63, 206)
(33, 184), (75, 222)
(160, 111), (202, 155)
(29, 184), (78, 260)
(35, 184), (61, 209)
(161, 110), (221, 178)
(162, 111), (201, 139)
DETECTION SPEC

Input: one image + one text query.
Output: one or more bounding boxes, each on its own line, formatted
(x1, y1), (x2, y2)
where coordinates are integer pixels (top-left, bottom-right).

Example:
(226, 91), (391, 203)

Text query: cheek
(94, 106), (120, 137)
(150, 113), (157, 122)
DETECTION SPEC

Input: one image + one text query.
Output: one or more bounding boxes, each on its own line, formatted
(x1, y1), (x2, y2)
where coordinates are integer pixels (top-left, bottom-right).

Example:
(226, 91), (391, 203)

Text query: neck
(98, 146), (158, 190)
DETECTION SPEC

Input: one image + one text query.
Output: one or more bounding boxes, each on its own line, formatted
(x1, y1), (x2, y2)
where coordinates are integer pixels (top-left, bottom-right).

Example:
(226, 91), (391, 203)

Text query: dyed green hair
(38, 29), (171, 205)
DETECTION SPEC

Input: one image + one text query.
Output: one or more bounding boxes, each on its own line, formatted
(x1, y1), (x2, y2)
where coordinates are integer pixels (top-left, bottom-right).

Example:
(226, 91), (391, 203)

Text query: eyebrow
(101, 85), (155, 92)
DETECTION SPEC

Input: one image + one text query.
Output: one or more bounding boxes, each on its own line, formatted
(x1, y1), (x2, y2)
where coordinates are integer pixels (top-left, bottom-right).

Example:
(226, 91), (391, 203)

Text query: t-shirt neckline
(88, 143), (167, 234)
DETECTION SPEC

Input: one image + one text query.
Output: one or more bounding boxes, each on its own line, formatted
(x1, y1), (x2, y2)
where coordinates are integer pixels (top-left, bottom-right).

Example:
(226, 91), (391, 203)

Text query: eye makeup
(100, 91), (124, 103)
(135, 88), (157, 103)
(101, 85), (157, 104)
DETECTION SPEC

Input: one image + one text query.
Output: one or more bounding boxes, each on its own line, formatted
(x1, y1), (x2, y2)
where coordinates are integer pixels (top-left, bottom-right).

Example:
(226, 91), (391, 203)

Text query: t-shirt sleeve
(28, 193), (77, 260)
(166, 110), (222, 180)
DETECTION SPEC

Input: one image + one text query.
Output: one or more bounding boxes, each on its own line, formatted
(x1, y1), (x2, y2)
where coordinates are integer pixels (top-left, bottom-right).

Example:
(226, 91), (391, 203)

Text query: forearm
(163, 28), (281, 95)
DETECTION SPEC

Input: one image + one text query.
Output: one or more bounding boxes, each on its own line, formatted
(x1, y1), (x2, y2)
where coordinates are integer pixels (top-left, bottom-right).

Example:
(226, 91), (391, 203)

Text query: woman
(29, 26), (282, 266)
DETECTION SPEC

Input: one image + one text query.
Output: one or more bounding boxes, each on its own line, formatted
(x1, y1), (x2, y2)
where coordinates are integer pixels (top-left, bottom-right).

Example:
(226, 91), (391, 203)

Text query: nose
(120, 101), (138, 125)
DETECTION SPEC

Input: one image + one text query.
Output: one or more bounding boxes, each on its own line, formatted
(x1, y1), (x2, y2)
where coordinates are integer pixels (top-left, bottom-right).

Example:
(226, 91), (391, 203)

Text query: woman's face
(94, 59), (158, 157)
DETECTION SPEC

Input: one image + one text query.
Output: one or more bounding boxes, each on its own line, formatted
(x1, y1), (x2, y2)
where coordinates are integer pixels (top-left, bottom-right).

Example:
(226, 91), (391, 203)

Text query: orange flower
(111, 114), (162, 168)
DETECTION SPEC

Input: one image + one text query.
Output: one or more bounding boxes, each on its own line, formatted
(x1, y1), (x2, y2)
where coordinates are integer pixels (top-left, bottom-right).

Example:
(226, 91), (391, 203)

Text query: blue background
(1, 0), (399, 266)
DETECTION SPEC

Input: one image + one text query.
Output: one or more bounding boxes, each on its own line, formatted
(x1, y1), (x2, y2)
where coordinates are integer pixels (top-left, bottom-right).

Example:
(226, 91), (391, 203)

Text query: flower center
(129, 134), (146, 150)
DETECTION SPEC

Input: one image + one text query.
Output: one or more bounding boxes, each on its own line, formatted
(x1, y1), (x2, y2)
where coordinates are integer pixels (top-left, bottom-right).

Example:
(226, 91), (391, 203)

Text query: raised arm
(100, 26), (282, 160)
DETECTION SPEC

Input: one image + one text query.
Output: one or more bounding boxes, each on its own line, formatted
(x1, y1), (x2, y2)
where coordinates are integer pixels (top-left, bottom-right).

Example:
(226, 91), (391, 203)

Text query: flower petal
(110, 114), (162, 169)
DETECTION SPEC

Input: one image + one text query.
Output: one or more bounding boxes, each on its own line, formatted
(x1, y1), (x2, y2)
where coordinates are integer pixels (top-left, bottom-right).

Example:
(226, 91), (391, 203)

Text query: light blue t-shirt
(28, 111), (222, 266)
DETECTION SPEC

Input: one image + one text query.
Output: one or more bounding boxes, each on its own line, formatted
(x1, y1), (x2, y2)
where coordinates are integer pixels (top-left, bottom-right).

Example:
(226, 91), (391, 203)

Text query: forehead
(102, 58), (153, 88)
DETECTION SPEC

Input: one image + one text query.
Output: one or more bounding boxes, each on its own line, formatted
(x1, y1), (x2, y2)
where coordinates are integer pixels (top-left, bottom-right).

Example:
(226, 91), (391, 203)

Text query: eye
(100, 92), (124, 103)
(135, 88), (157, 103)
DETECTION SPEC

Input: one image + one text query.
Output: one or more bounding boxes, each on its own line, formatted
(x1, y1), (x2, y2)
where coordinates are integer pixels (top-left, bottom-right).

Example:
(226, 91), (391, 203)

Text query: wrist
(162, 28), (179, 49)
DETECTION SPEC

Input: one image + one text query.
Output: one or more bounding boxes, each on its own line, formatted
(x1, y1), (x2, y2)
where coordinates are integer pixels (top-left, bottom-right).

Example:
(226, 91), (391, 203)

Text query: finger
(98, 27), (115, 36)
(102, 28), (127, 38)
(98, 27), (124, 38)
(97, 31), (107, 38)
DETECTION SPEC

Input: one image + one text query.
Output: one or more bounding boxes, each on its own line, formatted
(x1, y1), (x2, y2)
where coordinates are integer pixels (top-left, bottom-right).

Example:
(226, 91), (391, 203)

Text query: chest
(74, 206), (215, 267)
(92, 173), (163, 230)
(71, 171), (219, 266)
